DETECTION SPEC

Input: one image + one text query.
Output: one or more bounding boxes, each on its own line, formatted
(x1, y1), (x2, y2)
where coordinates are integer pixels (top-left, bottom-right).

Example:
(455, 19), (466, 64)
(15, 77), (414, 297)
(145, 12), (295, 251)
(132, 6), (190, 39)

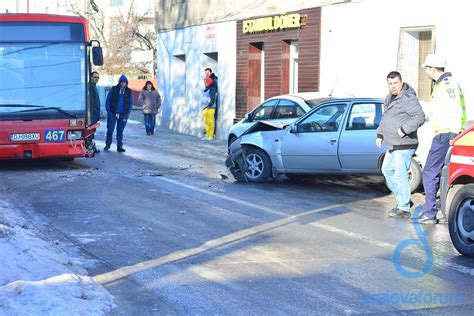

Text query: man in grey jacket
(376, 71), (425, 218)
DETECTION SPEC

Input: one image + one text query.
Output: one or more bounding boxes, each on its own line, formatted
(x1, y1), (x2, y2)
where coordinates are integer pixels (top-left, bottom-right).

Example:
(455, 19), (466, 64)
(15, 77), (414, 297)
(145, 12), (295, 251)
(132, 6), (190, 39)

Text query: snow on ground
(0, 198), (114, 315)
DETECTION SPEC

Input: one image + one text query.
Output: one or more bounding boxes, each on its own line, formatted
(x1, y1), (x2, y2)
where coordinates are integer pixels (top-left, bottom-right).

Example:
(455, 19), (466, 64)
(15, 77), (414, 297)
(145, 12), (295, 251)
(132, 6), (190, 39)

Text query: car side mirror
(244, 113), (251, 122)
(290, 123), (298, 133)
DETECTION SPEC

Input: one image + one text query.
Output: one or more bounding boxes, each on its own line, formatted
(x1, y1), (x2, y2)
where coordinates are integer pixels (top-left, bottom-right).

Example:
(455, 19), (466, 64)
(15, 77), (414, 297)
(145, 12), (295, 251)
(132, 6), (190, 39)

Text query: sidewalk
(93, 120), (232, 179)
(94, 119), (228, 159)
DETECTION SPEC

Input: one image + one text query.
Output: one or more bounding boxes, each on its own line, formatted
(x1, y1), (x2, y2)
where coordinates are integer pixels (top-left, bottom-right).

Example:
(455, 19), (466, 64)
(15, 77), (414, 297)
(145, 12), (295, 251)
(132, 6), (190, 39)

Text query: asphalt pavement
(1, 119), (474, 315)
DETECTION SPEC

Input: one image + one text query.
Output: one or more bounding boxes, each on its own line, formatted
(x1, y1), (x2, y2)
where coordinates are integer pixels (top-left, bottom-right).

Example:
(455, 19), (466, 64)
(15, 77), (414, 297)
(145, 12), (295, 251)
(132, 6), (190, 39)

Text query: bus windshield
(0, 42), (86, 114)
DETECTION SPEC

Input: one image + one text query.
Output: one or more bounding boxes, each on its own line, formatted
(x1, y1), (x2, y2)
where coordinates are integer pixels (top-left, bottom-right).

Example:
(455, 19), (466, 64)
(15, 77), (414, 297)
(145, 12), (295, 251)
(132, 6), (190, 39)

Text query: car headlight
(67, 130), (83, 141)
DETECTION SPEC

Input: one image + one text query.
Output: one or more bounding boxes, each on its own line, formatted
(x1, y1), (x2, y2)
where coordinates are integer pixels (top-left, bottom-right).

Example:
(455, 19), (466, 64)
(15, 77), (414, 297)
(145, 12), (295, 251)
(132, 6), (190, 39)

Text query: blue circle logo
(392, 205), (433, 278)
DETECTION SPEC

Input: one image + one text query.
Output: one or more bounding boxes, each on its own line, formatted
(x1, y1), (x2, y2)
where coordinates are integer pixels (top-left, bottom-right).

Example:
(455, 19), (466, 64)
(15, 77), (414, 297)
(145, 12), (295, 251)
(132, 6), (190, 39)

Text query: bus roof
(0, 14), (89, 41)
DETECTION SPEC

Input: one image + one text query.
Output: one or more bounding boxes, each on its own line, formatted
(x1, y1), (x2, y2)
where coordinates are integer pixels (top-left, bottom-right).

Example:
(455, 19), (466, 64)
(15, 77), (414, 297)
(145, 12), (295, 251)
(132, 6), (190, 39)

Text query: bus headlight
(67, 130), (83, 140)
(69, 119), (85, 127)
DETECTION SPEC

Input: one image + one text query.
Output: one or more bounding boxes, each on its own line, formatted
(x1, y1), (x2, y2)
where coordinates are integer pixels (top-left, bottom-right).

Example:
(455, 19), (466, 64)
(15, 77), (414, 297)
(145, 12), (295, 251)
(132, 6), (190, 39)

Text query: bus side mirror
(92, 46), (103, 66)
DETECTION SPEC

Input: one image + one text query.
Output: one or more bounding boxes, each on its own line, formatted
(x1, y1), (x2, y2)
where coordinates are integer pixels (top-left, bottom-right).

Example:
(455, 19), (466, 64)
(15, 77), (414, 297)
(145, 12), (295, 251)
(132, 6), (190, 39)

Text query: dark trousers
(144, 114), (156, 134)
(106, 112), (128, 148)
(422, 133), (452, 218)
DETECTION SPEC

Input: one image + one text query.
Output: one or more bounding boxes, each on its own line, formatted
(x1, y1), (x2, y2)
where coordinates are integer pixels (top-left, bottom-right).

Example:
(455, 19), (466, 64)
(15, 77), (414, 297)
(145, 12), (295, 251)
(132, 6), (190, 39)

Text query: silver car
(226, 98), (423, 193)
(227, 92), (332, 147)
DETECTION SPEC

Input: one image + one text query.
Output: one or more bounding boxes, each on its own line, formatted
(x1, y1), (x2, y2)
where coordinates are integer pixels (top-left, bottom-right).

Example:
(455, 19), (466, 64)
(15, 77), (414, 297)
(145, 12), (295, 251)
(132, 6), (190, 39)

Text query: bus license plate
(10, 133), (41, 141)
(44, 129), (65, 142)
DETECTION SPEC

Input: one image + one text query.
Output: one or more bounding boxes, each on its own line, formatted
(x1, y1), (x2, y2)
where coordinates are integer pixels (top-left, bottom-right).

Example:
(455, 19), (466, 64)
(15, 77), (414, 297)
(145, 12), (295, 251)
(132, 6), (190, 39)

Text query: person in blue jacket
(104, 75), (133, 152)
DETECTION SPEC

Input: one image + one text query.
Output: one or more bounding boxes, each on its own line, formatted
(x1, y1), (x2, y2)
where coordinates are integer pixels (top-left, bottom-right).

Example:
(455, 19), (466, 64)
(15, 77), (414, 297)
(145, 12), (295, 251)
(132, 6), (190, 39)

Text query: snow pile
(0, 199), (114, 315)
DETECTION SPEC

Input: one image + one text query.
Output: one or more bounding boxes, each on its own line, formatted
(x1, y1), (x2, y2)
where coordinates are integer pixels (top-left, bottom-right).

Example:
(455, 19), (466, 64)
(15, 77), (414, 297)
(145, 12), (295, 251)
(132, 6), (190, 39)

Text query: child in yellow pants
(203, 107), (215, 139)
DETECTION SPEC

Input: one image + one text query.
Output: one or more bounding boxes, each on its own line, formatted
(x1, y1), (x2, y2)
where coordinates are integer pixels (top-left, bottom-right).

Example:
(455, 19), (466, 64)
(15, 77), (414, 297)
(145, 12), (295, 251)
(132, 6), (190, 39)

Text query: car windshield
(0, 42), (86, 114)
(306, 97), (331, 108)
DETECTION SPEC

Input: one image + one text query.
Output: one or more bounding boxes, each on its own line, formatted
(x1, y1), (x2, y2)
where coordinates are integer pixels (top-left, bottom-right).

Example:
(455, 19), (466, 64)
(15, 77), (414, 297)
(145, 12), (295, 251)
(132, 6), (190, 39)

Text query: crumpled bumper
(225, 146), (248, 182)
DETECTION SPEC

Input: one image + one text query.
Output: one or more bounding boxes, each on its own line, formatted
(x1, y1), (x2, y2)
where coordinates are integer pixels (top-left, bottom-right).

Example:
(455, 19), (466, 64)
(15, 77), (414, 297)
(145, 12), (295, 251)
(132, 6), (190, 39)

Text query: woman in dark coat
(138, 81), (162, 135)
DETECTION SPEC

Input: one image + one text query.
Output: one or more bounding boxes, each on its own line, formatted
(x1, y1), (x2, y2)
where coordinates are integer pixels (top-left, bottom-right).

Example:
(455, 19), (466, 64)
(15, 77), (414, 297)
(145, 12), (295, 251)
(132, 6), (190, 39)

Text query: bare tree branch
(68, 0), (156, 77)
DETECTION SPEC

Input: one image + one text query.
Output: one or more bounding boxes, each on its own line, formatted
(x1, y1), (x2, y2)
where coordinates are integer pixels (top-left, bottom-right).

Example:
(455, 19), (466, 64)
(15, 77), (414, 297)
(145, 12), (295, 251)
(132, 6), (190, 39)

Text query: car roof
(267, 92), (373, 103)
(271, 92), (333, 102)
(316, 97), (385, 104)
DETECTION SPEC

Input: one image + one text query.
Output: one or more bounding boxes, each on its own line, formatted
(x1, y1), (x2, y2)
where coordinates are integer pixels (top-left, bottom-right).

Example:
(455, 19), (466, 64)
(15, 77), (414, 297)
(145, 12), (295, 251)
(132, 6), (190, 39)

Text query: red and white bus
(0, 14), (103, 160)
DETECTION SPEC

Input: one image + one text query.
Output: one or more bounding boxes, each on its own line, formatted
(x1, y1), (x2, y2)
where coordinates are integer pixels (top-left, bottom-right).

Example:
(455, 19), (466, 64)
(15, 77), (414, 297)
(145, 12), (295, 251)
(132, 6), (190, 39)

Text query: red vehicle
(0, 14), (103, 160)
(440, 125), (474, 257)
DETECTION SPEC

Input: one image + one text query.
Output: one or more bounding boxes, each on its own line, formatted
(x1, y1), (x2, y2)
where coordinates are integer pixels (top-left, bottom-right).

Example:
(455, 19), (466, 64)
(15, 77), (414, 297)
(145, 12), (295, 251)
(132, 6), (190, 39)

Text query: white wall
(320, 0), (473, 119)
(157, 21), (236, 139)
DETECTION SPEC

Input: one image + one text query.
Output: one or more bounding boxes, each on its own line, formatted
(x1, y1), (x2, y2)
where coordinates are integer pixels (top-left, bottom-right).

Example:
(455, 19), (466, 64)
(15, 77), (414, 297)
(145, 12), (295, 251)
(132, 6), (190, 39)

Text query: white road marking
(93, 176), (474, 283)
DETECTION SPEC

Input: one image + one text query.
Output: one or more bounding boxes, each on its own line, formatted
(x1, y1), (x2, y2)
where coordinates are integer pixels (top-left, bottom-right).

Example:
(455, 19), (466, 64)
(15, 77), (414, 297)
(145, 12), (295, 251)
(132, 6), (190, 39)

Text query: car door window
(273, 99), (300, 119)
(346, 103), (382, 130)
(250, 99), (279, 121)
(297, 103), (347, 133)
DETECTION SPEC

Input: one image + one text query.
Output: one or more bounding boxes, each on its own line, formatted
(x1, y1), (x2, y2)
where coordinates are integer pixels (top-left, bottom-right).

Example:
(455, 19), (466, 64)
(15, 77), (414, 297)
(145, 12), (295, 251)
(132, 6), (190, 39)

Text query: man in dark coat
(376, 71), (425, 218)
(89, 71), (101, 153)
(104, 74), (133, 152)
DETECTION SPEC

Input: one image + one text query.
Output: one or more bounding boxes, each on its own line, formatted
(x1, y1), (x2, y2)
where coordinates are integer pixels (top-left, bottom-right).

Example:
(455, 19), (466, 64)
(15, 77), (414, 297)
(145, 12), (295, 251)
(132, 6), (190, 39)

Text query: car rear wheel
(448, 184), (474, 257)
(244, 147), (272, 183)
(408, 158), (422, 193)
(383, 157), (422, 193)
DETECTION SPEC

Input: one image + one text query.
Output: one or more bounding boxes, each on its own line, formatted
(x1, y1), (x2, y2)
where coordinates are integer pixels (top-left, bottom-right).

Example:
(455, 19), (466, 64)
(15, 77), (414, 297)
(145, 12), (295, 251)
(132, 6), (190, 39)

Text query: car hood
(228, 120), (288, 155)
(240, 120), (287, 137)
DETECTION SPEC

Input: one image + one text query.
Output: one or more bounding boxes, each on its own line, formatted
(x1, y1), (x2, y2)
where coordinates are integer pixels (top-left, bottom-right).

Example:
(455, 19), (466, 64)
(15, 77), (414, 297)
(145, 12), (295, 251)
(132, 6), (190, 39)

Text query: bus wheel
(448, 184), (474, 257)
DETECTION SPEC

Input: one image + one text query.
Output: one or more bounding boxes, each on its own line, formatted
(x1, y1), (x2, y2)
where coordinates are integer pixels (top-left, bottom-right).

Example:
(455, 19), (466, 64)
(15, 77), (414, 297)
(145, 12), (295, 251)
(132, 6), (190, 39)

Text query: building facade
(155, 0), (473, 139)
(156, 21), (236, 139)
(235, 8), (321, 119)
(319, 0), (474, 112)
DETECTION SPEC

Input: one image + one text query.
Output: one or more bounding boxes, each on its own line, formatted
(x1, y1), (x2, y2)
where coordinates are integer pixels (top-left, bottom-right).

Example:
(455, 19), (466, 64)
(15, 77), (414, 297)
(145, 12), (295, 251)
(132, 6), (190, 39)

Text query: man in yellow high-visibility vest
(412, 54), (467, 224)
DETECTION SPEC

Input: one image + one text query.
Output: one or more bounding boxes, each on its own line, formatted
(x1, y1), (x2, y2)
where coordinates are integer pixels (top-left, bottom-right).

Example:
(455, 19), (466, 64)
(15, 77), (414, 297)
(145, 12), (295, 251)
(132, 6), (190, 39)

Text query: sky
(0, 197), (115, 315)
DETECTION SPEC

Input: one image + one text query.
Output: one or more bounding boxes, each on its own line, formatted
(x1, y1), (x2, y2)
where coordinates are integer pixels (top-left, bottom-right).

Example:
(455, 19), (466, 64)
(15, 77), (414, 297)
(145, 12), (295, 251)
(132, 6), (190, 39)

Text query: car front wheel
(244, 147), (272, 183)
(448, 184), (474, 257)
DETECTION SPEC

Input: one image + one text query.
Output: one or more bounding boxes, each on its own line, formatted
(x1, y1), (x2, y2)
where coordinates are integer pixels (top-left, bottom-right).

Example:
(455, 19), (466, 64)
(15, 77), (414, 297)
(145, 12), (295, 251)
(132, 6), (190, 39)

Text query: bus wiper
(0, 104), (44, 108)
(11, 106), (77, 118)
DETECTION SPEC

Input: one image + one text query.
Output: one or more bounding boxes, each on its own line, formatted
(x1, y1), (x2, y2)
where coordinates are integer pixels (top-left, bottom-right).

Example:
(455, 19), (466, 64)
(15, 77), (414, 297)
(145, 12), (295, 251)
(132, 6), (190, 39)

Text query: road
(1, 121), (473, 315)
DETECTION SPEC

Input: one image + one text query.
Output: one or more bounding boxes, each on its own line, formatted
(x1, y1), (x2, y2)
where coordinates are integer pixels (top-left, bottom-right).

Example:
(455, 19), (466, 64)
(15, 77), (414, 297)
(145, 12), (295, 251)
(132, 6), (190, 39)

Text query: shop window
(172, 54), (186, 105)
(397, 27), (435, 102)
(201, 52), (218, 84)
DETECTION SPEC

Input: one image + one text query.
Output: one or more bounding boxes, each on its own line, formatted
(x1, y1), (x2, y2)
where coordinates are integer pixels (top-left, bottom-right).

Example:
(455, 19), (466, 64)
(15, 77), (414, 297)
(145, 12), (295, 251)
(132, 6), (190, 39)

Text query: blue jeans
(382, 148), (416, 211)
(144, 114), (156, 134)
(106, 112), (128, 148)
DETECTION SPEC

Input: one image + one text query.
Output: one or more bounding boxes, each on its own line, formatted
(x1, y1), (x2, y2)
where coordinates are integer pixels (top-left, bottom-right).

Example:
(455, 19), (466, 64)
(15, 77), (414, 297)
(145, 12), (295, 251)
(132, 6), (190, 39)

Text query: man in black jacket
(89, 71), (101, 153)
(104, 75), (133, 152)
(376, 71), (425, 218)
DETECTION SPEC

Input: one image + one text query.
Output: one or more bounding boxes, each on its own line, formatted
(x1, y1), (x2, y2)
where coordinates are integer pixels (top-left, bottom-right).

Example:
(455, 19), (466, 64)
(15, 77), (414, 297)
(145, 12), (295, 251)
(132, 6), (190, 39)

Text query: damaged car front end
(225, 121), (287, 182)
